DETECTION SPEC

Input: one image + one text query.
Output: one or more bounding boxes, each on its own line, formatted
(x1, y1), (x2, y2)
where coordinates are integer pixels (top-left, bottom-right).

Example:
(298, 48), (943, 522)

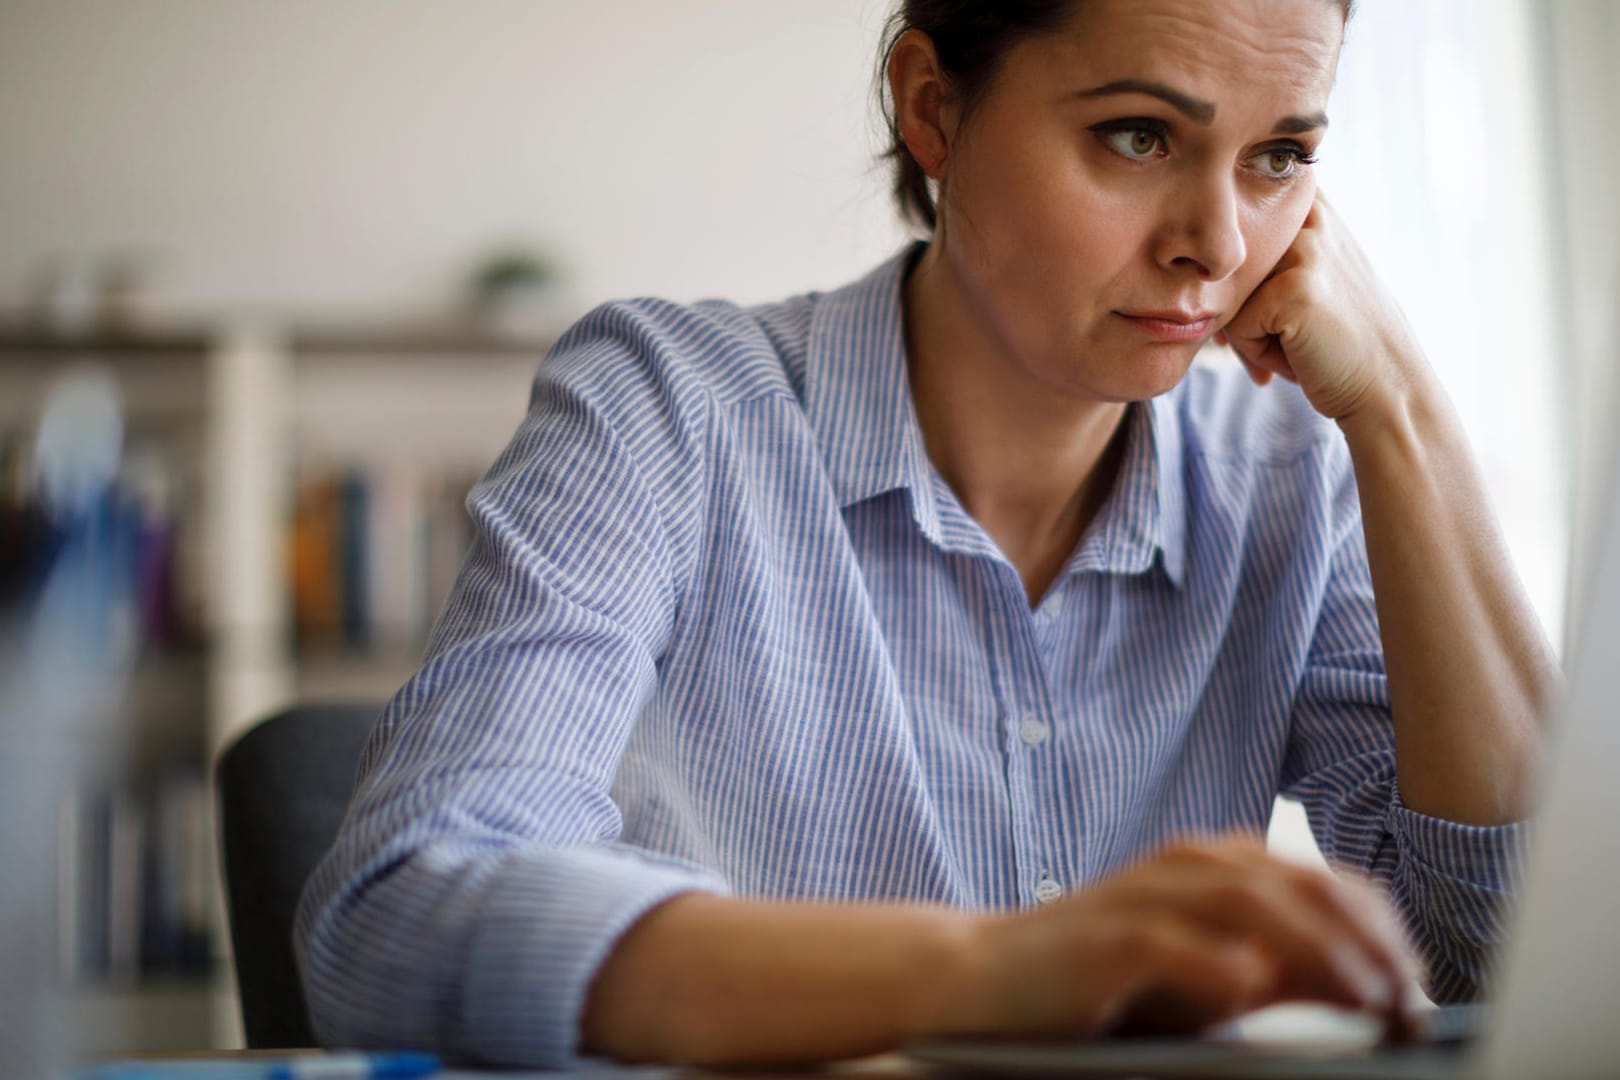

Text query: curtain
(1543, 0), (1620, 647)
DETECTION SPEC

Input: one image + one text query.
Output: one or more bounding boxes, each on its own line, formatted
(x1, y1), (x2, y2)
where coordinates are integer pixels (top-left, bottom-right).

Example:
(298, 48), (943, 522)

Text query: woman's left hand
(1218, 190), (1427, 424)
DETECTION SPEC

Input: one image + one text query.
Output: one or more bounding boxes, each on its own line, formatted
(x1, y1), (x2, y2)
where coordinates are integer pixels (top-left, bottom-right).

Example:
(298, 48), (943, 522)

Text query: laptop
(905, 450), (1620, 1079)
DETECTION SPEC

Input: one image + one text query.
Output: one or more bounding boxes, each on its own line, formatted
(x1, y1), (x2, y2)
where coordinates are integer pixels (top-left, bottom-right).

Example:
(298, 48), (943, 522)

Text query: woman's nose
(1156, 172), (1246, 282)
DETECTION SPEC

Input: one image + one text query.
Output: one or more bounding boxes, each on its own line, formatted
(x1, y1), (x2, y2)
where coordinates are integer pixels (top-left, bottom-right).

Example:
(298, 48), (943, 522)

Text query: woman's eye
(1261, 150), (1297, 177)
(1100, 127), (1166, 160)
(1253, 145), (1316, 179)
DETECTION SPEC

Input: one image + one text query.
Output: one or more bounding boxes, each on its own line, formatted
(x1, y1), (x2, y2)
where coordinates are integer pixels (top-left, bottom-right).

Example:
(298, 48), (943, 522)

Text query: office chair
(215, 703), (381, 1048)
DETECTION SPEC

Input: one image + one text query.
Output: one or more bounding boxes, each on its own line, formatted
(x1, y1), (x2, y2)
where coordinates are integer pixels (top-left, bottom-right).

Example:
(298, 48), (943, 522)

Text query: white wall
(0, 0), (910, 320)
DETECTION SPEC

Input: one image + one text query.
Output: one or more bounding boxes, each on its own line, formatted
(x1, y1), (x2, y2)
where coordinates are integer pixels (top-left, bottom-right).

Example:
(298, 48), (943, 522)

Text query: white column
(204, 322), (295, 1049)
(205, 323), (295, 752)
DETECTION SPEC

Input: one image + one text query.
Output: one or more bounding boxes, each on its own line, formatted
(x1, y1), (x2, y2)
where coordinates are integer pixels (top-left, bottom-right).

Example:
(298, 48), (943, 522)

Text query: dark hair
(876, 0), (1357, 232)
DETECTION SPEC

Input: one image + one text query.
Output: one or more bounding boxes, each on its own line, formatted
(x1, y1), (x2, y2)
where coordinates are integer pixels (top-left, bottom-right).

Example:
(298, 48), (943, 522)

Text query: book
(288, 463), (479, 654)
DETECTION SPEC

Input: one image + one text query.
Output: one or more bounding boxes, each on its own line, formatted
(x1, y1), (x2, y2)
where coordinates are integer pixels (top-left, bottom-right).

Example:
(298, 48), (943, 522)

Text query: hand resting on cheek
(1218, 190), (1427, 426)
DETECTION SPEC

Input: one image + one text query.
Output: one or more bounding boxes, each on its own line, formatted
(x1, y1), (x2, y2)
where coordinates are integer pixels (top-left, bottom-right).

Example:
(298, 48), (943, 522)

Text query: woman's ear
(888, 29), (953, 182)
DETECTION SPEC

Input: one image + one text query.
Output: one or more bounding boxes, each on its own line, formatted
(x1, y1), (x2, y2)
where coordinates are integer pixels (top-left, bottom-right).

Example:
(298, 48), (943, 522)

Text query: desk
(92, 1004), (1414, 1078)
(88, 1050), (923, 1079)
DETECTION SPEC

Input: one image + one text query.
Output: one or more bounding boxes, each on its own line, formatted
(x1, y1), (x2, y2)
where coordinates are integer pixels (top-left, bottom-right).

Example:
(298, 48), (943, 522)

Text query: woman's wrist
(1333, 349), (1445, 452)
(905, 909), (1003, 1040)
(908, 906), (1075, 1041)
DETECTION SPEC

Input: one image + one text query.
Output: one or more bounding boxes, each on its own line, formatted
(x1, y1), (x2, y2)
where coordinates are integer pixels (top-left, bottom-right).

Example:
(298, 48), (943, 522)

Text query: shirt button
(1035, 875), (1063, 905)
(1020, 716), (1049, 747)
(1042, 591), (1065, 617)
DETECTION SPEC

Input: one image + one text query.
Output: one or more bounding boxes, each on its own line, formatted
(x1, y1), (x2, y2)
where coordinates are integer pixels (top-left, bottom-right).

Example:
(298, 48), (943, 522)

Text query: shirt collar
(803, 243), (1187, 588)
(1062, 394), (1188, 589)
(804, 244), (939, 535)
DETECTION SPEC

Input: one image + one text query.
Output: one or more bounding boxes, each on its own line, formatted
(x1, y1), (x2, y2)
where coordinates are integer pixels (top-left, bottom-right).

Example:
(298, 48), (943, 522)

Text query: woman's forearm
(581, 840), (1429, 1066)
(1339, 369), (1560, 824)
(580, 892), (983, 1065)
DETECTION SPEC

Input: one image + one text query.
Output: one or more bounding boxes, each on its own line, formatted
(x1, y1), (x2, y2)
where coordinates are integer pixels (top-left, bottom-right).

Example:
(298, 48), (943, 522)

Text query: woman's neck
(902, 241), (1129, 606)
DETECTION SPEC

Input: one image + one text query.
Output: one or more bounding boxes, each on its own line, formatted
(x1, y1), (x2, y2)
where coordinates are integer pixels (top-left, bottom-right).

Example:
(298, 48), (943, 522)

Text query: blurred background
(1, 0), (1615, 1065)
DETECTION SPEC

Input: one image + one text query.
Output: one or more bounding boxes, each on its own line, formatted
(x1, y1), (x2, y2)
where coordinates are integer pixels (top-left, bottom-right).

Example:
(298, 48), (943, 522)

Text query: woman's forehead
(1041, 0), (1342, 111)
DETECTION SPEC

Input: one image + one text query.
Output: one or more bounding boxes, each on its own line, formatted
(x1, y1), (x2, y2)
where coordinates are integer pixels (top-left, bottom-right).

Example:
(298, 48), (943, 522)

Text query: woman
(296, 0), (1556, 1067)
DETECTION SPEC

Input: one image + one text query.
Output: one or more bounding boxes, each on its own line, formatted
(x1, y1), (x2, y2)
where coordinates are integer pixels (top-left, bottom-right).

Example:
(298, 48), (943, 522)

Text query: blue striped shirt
(296, 246), (1525, 1067)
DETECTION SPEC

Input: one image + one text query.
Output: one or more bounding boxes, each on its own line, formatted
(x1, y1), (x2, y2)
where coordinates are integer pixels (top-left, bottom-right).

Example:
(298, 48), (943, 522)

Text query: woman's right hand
(933, 835), (1424, 1042)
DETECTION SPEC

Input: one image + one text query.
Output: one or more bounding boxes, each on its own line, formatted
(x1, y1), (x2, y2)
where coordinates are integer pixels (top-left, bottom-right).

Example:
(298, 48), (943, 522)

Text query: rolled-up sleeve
(1280, 440), (1528, 1004)
(294, 301), (730, 1067)
(1383, 783), (1529, 1000)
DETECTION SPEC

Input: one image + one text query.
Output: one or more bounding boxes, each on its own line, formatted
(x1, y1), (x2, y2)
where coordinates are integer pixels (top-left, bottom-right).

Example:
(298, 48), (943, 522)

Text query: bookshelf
(1, 319), (548, 1053)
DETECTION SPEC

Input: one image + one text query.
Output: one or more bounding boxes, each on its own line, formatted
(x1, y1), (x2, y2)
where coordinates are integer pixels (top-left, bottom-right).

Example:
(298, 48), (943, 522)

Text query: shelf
(11, 650), (209, 775)
(0, 327), (214, 356)
(291, 326), (555, 357)
(62, 974), (224, 1056)
(124, 651), (213, 768)
(296, 649), (421, 705)
(0, 352), (210, 428)
(0, 321), (556, 359)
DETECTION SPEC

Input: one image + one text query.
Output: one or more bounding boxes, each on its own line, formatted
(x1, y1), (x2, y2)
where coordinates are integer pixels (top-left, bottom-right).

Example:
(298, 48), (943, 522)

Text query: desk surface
(92, 1050), (920, 1079)
(97, 1004), (1417, 1078)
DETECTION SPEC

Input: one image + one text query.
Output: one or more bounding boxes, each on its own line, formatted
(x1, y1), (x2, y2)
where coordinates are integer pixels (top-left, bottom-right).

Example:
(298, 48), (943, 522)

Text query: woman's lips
(1116, 310), (1218, 342)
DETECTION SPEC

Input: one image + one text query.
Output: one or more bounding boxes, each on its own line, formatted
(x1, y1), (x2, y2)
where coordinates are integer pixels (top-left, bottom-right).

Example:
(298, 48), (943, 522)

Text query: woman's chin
(1034, 337), (1203, 403)
(1092, 342), (1202, 401)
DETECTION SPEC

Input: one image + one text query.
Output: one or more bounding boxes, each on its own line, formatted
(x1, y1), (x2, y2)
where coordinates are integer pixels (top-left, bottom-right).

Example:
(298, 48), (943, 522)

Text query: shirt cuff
(1385, 781), (1532, 891)
(457, 844), (728, 1068)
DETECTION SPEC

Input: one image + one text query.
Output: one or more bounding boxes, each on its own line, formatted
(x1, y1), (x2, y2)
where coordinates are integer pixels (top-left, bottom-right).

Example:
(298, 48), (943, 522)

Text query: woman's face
(932, 0), (1343, 402)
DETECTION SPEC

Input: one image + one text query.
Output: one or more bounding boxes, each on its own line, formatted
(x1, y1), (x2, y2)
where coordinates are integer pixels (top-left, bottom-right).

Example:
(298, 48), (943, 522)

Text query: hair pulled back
(876, 0), (1356, 232)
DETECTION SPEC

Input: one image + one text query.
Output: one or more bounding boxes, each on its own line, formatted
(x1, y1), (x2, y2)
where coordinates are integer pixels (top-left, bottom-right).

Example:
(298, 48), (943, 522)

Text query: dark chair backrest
(215, 703), (381, 1048)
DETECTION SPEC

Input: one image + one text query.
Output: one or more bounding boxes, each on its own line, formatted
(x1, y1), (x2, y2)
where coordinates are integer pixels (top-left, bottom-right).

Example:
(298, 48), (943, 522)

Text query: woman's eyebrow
(1076, 79), (1215, 122)
(1272, 111), (1330, 134)
(1074, 78), (1329, 134)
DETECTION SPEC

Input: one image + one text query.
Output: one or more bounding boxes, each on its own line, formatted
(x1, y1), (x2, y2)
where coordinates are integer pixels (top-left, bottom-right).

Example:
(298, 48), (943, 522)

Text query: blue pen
(78, 1052), (442, 1080)
(266, 1052), (441, 1080)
